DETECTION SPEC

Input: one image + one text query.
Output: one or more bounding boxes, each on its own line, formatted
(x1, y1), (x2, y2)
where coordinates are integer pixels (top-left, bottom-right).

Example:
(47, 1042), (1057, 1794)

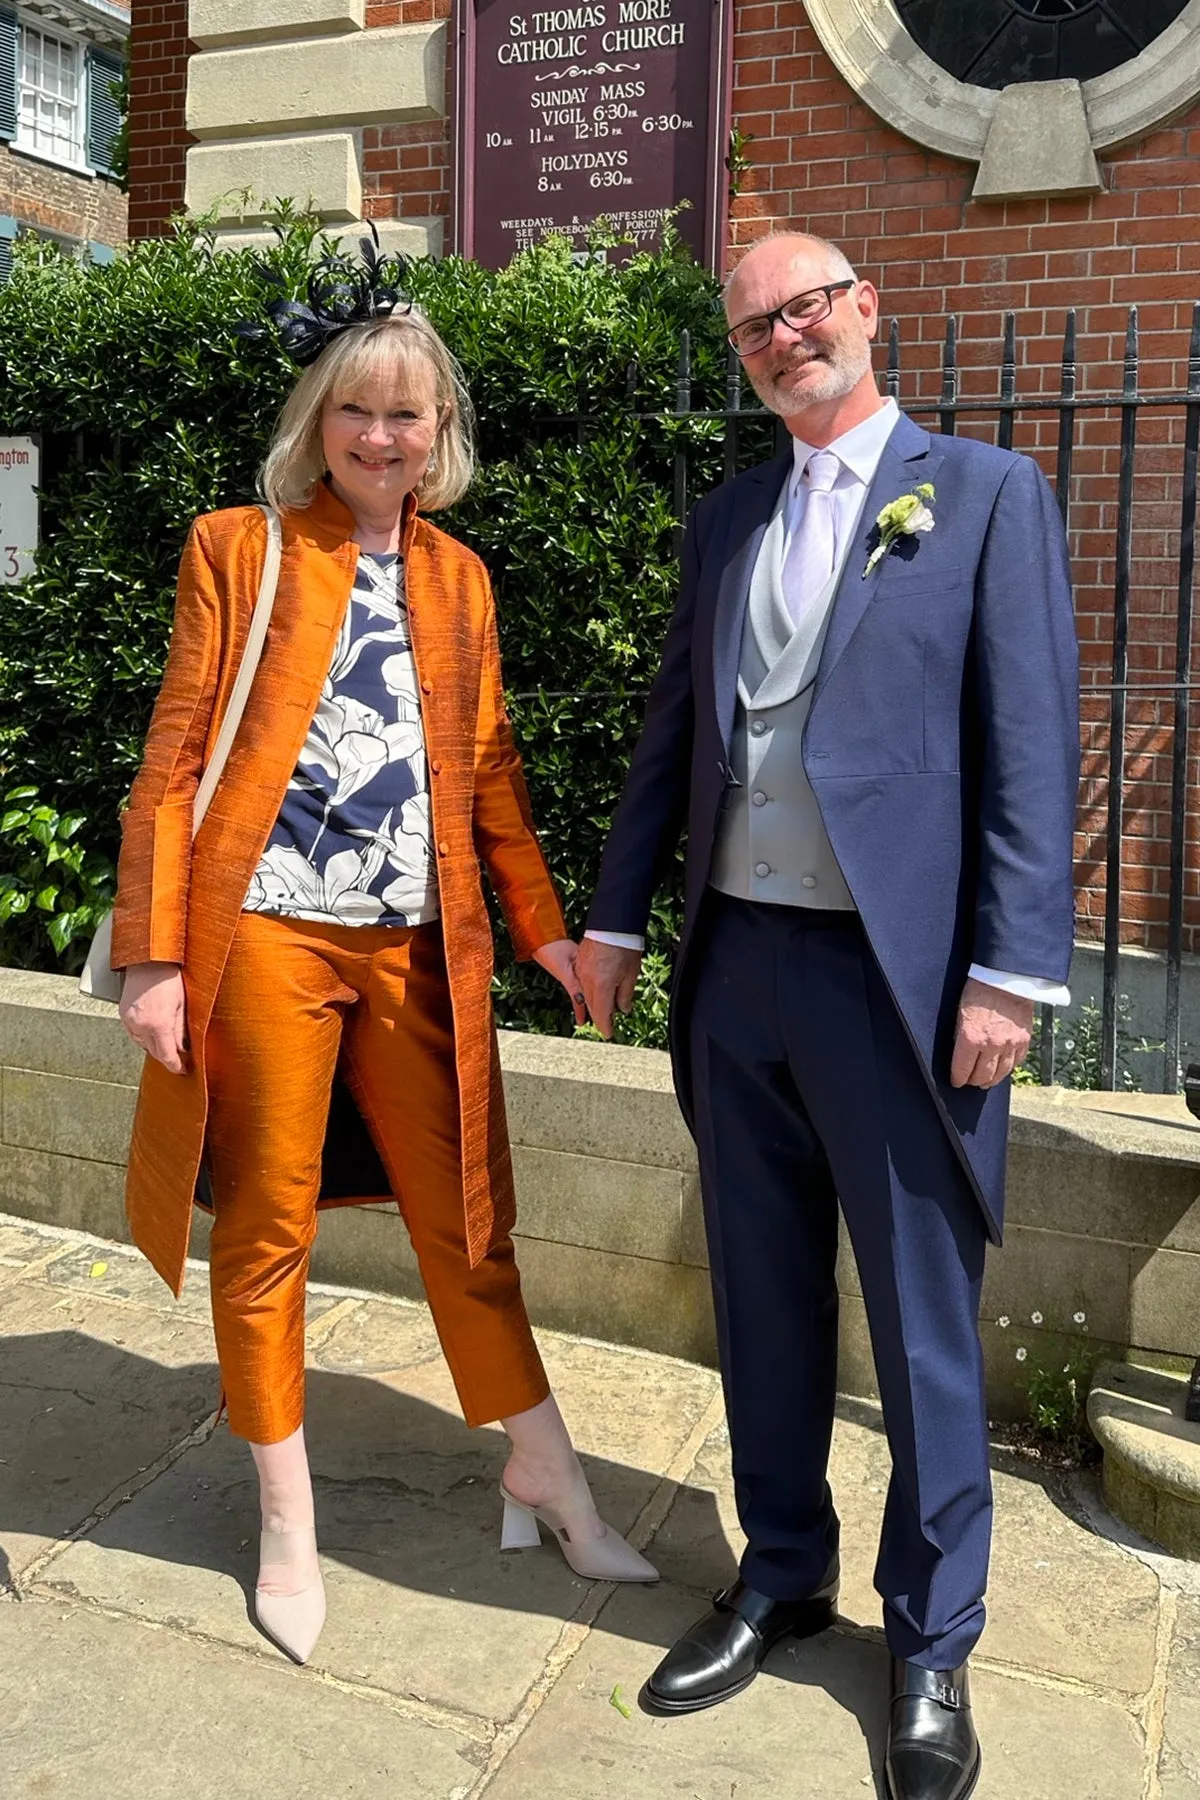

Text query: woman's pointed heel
(254, 1527), (326, 1665)
(498, 1483), (659, 1583)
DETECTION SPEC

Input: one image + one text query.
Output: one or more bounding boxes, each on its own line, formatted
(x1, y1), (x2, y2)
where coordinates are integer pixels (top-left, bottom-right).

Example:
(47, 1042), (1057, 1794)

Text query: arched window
(894, 0), (1191, 88)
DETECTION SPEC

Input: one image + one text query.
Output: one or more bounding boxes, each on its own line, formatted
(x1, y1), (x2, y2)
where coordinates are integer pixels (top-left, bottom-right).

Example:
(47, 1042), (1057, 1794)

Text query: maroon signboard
(453, 0), (733, 271)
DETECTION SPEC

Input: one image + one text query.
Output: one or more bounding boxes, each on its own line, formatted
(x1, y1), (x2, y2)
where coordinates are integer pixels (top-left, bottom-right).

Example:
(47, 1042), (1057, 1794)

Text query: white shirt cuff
(584, 930), (646, 953)
(969, 964), (1071, 1007)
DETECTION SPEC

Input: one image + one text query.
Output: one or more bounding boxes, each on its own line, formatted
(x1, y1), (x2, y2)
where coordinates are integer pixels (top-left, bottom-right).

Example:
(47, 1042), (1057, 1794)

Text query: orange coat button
(438, 841), (449, 856)
(431, 760), (443, 774)
(421, 680), (432, 694)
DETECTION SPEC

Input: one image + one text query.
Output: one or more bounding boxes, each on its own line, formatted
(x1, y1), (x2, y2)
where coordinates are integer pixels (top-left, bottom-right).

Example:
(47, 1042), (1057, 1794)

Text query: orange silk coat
(112, 482), (567, 1296)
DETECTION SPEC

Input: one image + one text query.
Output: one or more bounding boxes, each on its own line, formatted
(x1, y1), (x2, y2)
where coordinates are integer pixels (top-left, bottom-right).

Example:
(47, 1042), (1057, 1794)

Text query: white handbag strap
(191, 503), (282, 833)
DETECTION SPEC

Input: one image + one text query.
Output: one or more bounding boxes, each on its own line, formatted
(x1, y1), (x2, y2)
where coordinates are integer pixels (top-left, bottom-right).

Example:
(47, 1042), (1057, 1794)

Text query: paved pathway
(1, 1210), (1196, 1799)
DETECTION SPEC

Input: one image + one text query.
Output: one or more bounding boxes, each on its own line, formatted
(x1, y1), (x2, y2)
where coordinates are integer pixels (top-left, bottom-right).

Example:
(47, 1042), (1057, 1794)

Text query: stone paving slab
(0, 1595), (484, 1800)
(44, 1309), (722, 1725)
(0, 1213), (1190, 1800)
(647, 1406), (1162, 1698)
(1160, 1596), (1200, 1797)
(483, 1582), (1148, 1800)
(0, 1276), (218, 1584)
(0, 1218), (63, 1273)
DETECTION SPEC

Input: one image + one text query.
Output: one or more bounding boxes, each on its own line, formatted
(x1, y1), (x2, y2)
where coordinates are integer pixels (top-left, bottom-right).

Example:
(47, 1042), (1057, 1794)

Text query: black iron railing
(556, 306), (1200, 1091)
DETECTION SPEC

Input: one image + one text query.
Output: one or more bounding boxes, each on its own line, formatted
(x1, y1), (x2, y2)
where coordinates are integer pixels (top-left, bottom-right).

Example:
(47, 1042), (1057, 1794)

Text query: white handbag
(79, 504), (284, 1003)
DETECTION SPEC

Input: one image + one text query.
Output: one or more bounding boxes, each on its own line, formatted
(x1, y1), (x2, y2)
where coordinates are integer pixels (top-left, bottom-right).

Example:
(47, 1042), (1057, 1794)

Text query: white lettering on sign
(527, 5), (606, 27)
(499, 33), (589, 61)
(540, 148), (629, 170)
(0, 436), (38, 584)
(601, 21), (683, 47)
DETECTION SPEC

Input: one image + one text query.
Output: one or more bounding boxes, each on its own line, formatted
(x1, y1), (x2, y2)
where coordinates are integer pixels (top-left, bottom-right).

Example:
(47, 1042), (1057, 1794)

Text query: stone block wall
(3, 965), (1200, 1419)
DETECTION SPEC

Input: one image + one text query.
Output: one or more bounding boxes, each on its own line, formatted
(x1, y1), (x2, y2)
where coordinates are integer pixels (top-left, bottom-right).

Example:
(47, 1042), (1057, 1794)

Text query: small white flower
(997, 1316), (1010, 1328)
(901, 502), (935, 536)
(1063, 1366), (1071, 1375)
(1016, 1347), (1028, 1363)
(1031, 1311), (1043, 1325)
(1073, 1311), (1086, 1325)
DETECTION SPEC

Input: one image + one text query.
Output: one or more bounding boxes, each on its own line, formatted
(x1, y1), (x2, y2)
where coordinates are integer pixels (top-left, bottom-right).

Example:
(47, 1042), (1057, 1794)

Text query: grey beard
(760, 340), (873, 416)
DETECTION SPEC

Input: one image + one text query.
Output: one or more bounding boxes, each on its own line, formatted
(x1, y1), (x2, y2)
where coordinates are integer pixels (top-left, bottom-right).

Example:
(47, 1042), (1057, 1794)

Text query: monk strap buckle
(935, 1681), (963, 1710)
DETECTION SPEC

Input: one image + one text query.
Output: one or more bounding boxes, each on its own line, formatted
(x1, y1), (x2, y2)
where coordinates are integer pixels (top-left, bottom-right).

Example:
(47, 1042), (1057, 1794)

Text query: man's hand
(532, 939), (589, 1027)
(950, 976), (1034, 1089)
(119, 961), (189, 1074)
(575, 937), (643, 1041)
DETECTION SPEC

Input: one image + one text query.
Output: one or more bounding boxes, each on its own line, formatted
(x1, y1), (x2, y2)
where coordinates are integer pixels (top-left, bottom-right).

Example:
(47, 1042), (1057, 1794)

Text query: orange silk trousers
(204, 911), (549, 1443)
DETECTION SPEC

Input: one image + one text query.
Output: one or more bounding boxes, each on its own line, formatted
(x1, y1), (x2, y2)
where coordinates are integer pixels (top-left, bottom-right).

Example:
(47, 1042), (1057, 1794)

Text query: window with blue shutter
(0, 10), (17, 142)
(84, 45), (122, 177)
(0, 214), (16, 285)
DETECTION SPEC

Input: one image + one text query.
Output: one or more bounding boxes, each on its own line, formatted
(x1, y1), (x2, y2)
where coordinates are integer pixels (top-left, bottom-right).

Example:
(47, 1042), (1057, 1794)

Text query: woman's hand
(119, 962), (189, 1074)
(532, 939), (588, 1027)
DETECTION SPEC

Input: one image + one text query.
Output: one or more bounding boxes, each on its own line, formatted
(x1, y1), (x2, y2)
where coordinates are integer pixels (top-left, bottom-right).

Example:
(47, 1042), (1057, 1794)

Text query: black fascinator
(236, 223), (413, 368)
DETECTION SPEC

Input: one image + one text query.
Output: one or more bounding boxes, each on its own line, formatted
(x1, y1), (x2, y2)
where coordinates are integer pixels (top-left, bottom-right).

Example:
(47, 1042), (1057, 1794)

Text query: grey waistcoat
(710, 472), (868, 911)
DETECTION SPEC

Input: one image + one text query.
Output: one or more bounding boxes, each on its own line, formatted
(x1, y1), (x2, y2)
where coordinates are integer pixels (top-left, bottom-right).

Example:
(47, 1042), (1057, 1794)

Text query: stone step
(1087, 1360), (1200, 1558)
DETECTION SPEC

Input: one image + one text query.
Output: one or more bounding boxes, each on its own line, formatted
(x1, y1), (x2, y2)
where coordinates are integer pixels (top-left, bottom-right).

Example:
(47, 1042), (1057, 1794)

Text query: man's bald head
(725, 233), (857, 310)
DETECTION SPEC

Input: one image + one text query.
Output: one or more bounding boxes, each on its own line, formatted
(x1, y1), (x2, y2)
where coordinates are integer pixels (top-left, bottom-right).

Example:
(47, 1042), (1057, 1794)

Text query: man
(576, 234), (1078, 1800)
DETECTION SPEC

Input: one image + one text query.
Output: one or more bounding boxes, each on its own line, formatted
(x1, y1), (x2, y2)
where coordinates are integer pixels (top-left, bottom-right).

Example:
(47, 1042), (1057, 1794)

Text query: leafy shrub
(0, 787), (115, 971)
(0, 219), (748, 1043)
(1015, 996), (1163, 1091)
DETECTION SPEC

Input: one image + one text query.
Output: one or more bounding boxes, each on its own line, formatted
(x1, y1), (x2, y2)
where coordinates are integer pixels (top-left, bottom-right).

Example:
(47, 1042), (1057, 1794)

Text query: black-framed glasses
(726, 280), (856, 359)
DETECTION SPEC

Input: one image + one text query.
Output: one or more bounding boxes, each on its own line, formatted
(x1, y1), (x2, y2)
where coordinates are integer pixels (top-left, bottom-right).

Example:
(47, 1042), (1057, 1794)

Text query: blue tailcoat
(587, 412), (1080, 1240)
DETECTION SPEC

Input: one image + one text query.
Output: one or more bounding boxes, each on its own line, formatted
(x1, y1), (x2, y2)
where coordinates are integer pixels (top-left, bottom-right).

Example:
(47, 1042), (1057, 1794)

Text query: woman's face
(321, 363), (443, 518)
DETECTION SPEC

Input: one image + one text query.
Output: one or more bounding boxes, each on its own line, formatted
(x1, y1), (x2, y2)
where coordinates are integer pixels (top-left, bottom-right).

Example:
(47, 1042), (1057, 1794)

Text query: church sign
(453, 0), (733, 270)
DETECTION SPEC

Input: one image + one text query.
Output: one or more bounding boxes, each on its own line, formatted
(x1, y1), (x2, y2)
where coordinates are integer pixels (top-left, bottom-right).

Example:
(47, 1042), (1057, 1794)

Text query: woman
(111, 252), (656, 1665)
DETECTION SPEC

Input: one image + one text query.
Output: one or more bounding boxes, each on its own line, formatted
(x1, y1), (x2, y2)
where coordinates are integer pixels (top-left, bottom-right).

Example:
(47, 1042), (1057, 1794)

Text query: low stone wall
(3, 967), (1200, 1417)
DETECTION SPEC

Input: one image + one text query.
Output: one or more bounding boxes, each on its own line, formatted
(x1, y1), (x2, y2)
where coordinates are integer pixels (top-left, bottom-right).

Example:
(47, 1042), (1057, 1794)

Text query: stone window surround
(803, 0), (1200, 199)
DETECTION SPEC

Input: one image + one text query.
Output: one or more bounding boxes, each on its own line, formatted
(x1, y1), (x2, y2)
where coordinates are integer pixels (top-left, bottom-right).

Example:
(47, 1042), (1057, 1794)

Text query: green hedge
(0, 219), (761, 1043)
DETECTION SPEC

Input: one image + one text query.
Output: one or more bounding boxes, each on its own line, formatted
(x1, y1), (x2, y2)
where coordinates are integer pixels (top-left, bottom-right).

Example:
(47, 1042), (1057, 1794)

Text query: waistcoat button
(438, 841), (449, 856)
(750, 719), (767, 737)
(754, 862), (770, 878)
(752, 791), (767, 807)
(802, 875), (817, 889)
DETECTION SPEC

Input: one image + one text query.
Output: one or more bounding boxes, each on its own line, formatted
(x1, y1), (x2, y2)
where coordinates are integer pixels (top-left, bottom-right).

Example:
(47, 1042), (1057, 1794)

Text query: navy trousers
(685, 893), (993, 1670)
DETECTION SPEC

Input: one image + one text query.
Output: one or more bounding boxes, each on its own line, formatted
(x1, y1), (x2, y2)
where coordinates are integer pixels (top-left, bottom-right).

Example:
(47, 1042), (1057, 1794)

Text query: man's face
(725, 242), (879, 418)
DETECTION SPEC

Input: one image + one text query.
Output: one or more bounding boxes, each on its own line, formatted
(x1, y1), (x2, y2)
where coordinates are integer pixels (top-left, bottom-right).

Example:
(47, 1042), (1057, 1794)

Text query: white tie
(782, 449), (840, 629)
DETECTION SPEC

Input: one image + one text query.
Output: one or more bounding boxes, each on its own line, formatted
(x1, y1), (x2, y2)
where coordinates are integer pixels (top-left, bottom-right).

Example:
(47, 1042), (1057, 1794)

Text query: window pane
(16, 25), (80, 161)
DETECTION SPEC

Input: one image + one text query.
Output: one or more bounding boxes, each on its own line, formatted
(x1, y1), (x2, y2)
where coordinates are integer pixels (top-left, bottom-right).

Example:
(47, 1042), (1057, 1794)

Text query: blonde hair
(260, 310), (476, 513)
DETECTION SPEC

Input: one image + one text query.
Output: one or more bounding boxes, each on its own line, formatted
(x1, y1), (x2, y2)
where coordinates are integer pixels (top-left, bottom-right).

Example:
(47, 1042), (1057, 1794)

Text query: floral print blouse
(243, 550), (439, 927)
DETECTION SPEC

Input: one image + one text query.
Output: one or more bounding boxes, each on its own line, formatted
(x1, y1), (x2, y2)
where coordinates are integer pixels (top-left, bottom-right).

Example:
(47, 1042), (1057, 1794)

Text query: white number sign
(0, 437), (39, 582)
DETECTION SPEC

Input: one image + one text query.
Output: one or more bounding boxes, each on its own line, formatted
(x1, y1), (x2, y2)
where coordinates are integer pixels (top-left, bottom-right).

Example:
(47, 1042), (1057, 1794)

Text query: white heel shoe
(254, 1527), (326, 1664)
(499, 1484), (659, 1583)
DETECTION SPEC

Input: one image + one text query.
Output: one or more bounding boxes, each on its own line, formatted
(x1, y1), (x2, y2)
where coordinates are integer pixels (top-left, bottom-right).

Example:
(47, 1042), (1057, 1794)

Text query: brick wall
(127, 0), (191, 238)
(361, 0), (452, 233)
(0, 146), (127, 246)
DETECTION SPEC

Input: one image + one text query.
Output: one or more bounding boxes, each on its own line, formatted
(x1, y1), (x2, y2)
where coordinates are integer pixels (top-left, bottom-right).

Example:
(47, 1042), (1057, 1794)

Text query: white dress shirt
(588, 397), (1071, 1008)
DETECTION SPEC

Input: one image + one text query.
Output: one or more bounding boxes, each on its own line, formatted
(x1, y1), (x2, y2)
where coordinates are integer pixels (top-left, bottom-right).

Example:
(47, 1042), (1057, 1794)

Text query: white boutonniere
(863, 482), (936, 577)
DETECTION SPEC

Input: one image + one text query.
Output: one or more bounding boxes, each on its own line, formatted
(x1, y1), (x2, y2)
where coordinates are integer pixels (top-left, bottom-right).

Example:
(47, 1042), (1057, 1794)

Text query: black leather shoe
(885, 1659), (981, 1800)
(640, 1565), (840, 1715)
